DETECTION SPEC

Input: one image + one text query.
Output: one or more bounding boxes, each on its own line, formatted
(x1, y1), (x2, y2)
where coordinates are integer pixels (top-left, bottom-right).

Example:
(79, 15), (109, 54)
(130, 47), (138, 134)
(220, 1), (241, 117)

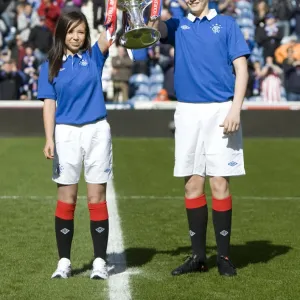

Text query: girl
(38, 11), (113, 280)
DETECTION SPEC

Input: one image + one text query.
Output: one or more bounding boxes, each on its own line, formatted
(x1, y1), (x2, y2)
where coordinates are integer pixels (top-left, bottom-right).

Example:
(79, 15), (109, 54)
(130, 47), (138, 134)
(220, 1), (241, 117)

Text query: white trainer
(90, 257), (108, 280)
(51, 258), (72, 279)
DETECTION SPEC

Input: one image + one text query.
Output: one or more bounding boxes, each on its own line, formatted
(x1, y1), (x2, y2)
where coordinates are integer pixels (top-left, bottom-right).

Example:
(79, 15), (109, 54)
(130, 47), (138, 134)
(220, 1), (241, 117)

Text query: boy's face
(186, 0), (209, 16)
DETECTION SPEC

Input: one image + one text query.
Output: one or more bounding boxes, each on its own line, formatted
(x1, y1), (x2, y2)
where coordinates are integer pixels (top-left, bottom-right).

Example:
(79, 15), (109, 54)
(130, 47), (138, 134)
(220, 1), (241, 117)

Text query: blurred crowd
(0, 0), (300, 102)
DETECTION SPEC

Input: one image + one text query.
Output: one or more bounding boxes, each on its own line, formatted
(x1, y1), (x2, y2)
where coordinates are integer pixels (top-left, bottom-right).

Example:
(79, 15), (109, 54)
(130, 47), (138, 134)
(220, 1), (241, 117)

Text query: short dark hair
(48, 11), (91, 82)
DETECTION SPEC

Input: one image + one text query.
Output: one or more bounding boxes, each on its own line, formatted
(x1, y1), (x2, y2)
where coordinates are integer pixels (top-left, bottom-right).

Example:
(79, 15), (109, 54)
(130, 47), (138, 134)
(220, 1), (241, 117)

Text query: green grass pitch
(0, 138), (300, 300)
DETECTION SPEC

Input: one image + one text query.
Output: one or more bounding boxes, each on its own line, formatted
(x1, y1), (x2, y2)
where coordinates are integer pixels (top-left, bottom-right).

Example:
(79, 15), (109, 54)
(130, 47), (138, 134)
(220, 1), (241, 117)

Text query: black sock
(212, 196), (232, 258)
(88, 202), (109, 260)
(55, 217), (74, 259)
(185, 195), (208, 261)
(90, 220), (109, 259)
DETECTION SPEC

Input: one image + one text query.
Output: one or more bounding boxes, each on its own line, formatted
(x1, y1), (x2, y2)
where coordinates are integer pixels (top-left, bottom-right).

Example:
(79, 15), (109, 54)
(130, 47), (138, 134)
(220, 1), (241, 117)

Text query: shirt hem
(177, 98), (233, 103)
(55, 115), (107, 126)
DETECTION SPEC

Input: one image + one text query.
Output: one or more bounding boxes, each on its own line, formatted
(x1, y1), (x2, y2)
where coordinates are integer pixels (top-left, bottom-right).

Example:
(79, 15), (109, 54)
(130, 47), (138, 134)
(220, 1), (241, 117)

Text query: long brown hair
(48, 11), (91, 82)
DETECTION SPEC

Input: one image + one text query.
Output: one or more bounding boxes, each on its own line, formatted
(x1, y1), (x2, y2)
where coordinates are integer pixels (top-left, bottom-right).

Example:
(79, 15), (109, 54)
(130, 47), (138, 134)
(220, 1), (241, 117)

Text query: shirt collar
(62, 51), (83, 62)
(187, 9), (218, 22)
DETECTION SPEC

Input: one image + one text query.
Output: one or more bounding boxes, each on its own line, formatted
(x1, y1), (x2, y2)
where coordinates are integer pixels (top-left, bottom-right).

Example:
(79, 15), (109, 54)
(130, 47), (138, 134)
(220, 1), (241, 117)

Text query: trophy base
(120, 27), (161, 49)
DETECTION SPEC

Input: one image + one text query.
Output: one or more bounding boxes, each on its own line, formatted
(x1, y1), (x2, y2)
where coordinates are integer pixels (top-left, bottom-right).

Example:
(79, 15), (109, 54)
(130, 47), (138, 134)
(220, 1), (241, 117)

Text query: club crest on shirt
(79, 59), (88, 66)
(211, 23), (222, 34)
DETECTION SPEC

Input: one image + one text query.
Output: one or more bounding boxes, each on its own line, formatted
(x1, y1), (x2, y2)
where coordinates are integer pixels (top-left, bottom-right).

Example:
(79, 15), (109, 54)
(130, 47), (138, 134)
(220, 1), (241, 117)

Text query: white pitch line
(1, 195), (300, 201)
(106, 181), (132, 300)
(115, 195), (300, 201)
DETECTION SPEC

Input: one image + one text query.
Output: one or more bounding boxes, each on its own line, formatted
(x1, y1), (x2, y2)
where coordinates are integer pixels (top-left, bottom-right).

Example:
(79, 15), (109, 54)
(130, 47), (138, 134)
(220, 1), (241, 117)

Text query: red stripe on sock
(212, 195), (232, 212)
(88, 201), (109, 221)
(55, 200), (76, 220)
(185, 194), (207, 209)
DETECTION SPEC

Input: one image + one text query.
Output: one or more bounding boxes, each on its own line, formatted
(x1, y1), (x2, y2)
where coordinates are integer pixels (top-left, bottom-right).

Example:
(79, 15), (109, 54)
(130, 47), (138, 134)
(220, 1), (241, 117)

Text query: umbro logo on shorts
(228, 161), (238, 167)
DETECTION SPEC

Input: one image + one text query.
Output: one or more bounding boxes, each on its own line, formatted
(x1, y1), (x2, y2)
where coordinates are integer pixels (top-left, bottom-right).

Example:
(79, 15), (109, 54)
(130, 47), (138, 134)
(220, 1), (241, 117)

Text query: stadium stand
(0, 0), (299, 102)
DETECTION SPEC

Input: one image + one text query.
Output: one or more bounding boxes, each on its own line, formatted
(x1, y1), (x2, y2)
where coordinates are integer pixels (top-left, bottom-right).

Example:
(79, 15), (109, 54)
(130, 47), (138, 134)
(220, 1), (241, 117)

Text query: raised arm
(97, 30), (112, 55)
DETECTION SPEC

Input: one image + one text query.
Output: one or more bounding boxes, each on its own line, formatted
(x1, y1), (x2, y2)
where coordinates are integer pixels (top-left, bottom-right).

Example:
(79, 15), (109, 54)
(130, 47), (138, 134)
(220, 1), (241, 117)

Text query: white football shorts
(174, 101), (245, 177)
(52, 119), (113, 185)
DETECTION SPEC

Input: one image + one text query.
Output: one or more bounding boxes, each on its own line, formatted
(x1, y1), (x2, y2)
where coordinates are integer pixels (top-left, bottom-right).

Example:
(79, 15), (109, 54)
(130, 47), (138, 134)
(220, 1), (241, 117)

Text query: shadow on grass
(71, 253), (129, 276)
(72, 259), (93, 276)
(125, 240), (292, 269)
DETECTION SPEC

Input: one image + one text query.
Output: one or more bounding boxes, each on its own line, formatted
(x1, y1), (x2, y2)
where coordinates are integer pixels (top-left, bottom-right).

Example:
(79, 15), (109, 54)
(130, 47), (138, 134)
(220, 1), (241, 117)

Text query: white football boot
(51, 258), (72, 279)
(90, 257), (108, 280)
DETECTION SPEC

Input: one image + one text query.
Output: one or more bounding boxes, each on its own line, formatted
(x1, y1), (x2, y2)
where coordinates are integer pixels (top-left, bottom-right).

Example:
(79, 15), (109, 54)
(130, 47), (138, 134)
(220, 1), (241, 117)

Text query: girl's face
(65, 21), (86, 55)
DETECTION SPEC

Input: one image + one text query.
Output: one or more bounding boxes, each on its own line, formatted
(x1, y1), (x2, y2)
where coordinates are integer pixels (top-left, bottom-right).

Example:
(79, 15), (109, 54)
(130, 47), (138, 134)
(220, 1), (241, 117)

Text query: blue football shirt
(163, 9), (250, 103)
(38, 42), (108, 125)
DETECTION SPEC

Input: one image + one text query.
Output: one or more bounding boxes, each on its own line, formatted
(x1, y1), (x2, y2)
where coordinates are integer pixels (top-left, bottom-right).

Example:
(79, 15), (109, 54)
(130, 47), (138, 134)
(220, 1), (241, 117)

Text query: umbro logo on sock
(95, 227), (105, 233)
(220, 230), (228, 236)
(189, 230), (196, 237)
(60, 228), (70, 235)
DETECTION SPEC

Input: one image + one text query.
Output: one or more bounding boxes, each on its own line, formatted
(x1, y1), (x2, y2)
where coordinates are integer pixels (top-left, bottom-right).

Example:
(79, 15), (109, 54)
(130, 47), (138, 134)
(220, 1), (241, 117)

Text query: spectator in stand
(165, 0), (188, 18)
(260, 56), (283, 102)
(275, 35), (300, 65)
(131, 48), (149, 75)
(161, 45), (176, 100)
(293, 0), (300, 40)
(38, 0), (60, 33)
(270, 0), (293, 37)
(28, 71), (39, 99)
(246, 60), (262, 98)
(111, 46), (132, 102)
(252, 61), (263, 97)
(255, 13), (283, 61)
(282, 47), (300, 101)
(92, 0), (106, 31)
(62, 0), (82, 14)
(0, 48), (11, 66)
(153, 88), (169, 101)
(0, 59), (23, 100)
(209, 0), (234, 15)
(28, 16), (53, 64)
(11, 35), (26, 70)
(21, 45), (38, 75)
(219, 0), (236, 16)
(254, 0), (269, 27)
(17, 3), (40, 43)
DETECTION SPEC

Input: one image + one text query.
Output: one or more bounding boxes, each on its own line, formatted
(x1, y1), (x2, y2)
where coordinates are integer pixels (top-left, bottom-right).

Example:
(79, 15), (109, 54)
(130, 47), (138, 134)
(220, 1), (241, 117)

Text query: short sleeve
(228, 20), (251, 63)
(37, 62), (56, 101)
(161, 18), (180, 46)
(91, 42), (108, 71)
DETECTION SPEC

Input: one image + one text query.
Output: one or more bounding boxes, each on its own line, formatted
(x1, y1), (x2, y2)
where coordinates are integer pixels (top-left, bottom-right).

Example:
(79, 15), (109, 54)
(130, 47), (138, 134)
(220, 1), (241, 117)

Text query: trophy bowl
(118, 0), (161, 49)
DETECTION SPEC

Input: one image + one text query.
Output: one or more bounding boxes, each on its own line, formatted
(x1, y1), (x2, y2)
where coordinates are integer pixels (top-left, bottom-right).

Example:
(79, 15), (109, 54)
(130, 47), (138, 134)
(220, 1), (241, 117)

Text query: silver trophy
(118, 0), (161, 49)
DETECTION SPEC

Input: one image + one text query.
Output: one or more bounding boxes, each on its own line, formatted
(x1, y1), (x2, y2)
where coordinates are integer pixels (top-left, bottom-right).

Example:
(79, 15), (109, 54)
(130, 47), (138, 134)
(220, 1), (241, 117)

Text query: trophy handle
(141, 0), (152, 16)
